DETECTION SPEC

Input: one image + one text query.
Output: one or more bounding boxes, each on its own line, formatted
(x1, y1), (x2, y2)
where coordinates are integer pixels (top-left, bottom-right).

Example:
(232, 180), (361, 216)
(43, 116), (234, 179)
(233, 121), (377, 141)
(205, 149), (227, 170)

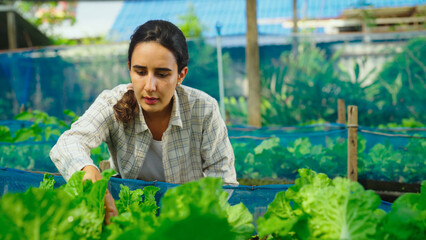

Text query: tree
(14, 1), (76, 36)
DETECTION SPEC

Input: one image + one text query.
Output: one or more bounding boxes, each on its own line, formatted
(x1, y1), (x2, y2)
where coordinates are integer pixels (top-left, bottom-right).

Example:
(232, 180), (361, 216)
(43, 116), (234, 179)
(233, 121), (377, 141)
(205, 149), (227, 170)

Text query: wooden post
(246, 0), (261, 127)
(99, 160), (110, 172)
(7, 11), (17, 49)
(347, 105), (358, 181)
(337, 99), (346, 124)
(291, 0), (298, 57)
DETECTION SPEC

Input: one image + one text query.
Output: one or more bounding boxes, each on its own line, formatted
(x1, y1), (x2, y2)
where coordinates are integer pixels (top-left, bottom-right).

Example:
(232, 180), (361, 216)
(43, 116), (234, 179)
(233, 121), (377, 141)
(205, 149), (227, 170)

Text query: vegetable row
(1, 169), (424, 239)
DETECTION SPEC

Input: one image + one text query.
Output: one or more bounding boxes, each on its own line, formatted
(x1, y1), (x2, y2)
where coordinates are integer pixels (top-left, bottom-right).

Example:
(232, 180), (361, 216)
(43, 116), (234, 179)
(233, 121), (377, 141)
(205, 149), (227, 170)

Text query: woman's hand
(81, 165), (118, 225)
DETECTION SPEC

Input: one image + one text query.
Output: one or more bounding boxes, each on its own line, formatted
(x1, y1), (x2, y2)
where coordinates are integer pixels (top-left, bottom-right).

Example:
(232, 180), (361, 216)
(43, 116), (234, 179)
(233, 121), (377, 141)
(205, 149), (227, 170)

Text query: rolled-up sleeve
(49, 91), (114, 181)
(200, 100), (238, 185)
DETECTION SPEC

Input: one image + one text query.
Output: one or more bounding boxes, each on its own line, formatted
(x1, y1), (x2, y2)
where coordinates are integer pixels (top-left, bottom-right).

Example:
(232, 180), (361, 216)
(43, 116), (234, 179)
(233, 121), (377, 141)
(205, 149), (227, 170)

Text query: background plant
(0, 110), (110, 172)
(225, 37), (425, 127)
(232, 135), (424, 184)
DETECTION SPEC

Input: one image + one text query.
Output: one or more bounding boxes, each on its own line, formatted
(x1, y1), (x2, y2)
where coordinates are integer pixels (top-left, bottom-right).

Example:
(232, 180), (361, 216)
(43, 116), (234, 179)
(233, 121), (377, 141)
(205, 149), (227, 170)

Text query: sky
(52, 1), (123, 39)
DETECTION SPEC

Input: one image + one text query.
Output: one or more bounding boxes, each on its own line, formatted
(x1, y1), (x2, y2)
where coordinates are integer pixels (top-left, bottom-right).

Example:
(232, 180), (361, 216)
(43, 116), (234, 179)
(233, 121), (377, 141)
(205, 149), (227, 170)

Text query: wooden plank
(347, 105), (358, 182)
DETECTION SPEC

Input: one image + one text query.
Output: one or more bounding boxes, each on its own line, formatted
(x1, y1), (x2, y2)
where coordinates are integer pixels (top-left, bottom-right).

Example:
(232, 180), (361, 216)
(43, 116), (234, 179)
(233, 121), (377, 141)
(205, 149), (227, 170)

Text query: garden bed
(359, 179), (421, 202)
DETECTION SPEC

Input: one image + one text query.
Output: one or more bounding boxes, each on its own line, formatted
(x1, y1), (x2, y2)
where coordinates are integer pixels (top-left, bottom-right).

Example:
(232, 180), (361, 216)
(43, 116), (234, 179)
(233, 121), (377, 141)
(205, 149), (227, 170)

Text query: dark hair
(114, 20), (189, 124)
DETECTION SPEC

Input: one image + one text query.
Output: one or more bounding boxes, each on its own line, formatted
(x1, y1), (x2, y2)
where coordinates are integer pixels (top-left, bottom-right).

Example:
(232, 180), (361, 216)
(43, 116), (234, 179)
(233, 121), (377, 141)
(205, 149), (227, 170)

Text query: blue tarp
(0, 167), (393, 217)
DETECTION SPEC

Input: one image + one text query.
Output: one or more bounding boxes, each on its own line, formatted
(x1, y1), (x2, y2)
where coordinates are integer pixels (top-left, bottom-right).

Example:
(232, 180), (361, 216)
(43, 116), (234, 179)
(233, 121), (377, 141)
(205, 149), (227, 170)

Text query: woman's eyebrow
(132, 65), (172, 72)
(155, 67), (172, 72)
(132, 65), (146, 69)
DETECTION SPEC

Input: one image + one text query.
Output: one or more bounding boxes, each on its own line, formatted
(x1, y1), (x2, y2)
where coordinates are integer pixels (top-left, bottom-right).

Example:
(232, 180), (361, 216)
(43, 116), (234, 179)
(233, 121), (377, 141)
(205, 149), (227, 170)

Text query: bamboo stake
(99, 160), (110, 172)
(347, 105), (358, 181)
(337, 99), (346, 124)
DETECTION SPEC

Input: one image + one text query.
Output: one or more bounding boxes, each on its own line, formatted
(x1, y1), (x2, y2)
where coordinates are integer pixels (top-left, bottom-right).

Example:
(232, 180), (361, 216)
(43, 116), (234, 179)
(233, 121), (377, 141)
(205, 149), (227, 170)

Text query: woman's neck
(142, 101), (173, 140)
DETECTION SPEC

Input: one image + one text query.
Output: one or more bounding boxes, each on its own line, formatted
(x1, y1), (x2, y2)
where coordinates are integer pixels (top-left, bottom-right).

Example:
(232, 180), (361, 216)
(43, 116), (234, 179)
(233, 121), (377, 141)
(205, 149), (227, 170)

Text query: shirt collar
(169, 87), (183, 128)
(135, 88), (183, 134)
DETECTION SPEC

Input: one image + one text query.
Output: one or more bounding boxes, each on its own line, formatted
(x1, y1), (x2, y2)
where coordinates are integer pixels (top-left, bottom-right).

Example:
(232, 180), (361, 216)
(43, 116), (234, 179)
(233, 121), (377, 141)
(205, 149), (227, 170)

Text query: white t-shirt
(138, 139), (165, 182)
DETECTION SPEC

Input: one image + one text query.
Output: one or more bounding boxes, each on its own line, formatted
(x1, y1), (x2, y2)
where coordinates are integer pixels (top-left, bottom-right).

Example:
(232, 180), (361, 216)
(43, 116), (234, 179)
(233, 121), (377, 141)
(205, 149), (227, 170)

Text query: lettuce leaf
(106, 185), (160, 240)
(376, 180), (426, 239)
(0, 188), (79, 240)
(257, 169), (384, 240)
(153, 177), (254, 240)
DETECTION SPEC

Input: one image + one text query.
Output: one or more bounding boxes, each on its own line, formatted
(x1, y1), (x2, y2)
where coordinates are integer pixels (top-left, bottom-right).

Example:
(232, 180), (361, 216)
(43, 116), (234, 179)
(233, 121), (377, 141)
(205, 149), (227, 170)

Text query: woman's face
(129, 41), (187, 117)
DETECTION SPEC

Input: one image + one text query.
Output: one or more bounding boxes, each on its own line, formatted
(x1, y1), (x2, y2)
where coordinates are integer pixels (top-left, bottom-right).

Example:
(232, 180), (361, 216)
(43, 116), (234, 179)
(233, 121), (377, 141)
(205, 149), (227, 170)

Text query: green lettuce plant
(257, 169), (425, 239)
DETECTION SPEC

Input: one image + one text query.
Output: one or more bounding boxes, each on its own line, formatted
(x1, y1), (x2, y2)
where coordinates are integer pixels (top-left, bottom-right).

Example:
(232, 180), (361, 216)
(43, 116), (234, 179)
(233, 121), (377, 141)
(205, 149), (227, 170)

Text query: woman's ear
(178, 66), (188, 84)
(128, 61), (131, 71)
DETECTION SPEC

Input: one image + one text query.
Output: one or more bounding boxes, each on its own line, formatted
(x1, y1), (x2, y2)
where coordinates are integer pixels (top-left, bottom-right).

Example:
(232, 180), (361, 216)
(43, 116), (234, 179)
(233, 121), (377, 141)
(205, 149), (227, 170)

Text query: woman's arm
(50, 89), (117, 181)
(82, 165), (118, 224)
(200, 100), (238, 185)
(50, 89), (121, 224)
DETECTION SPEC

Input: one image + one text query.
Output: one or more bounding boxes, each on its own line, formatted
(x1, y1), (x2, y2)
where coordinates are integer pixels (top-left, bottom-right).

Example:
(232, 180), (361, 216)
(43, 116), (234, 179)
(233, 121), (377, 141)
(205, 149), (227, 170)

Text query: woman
(50, 20), (238, 223)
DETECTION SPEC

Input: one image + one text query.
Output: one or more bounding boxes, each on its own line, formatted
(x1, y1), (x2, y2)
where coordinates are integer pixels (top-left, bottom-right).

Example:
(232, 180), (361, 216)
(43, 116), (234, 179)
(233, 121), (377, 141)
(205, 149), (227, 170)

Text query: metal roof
(108, 0), (425, 42)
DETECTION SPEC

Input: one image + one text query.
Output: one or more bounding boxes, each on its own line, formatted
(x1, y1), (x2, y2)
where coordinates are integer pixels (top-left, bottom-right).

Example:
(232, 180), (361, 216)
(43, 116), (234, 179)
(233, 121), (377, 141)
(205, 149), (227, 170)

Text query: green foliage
(12, 110), (68, 142)
(260, 41), (343, 126)
(177, 4), (205, 38)
(370, 37), (426, 124)
(0, 170), (115, 240)
(225, 96), (248, 125)
(257, 169), (385, 239)
(1, 170), (424, 239)
(0, 110), (110, 171)
(0, 142), (57, 172)
(226, 37), (425, 126)
(358, 138), (426, 183)
(14, 0), (76, 41)
(232, 136), (355, 180)
(0, 110), (70, 173)
(378, 117), (425, 128)
(39, 173), (55, 190)
(9, 174), (252, 240)
(185, 39), (233, 100)
(106, 177), (254, 240)
(375, 180), (426, 240)
(232, 135), (424, 184)
(152, 177), (254, 240)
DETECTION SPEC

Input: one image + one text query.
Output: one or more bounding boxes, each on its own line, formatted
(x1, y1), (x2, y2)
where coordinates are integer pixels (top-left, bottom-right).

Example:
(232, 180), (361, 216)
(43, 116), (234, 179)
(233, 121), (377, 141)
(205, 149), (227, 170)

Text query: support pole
(216, 22), (226, 121)
(291, 0), (298, 57)
(337, 99), (346, 124)
(347, 105), (358, 181)
(99, 160), (110, 172)
(246, 0), (261, 127)
(7, 11), (17, 49)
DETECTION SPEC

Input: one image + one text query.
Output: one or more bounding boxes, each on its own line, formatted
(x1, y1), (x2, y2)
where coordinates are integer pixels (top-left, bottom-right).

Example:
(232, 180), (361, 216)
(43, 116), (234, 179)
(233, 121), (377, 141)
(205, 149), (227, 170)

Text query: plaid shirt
(50, 84), (238, 185)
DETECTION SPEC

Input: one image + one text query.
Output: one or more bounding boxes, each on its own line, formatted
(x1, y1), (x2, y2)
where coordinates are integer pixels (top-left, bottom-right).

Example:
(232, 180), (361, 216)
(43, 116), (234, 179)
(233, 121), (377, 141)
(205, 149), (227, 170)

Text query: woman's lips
(143, 97), (159, 105)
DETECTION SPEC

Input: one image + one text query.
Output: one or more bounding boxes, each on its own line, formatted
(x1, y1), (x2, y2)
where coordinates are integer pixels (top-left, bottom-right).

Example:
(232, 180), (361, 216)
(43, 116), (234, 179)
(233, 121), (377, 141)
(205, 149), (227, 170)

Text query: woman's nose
(144, 74), (156, 92)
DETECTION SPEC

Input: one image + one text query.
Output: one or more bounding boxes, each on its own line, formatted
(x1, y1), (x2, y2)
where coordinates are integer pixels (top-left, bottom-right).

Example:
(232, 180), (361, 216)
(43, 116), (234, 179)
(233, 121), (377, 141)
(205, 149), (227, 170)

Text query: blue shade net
(0, 167), (393, 225)
(1, 121), (424, 184)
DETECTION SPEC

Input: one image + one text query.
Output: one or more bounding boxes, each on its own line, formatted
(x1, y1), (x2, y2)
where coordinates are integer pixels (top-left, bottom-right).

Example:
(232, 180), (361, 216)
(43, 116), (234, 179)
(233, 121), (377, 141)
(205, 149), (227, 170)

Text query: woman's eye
(157, 72), (169, 78)
(136, 71), (147, 76)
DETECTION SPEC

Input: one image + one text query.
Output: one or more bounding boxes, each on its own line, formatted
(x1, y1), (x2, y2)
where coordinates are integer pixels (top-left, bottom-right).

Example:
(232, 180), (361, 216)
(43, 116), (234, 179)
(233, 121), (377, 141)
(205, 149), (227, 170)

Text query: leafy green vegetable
(376, 180), (426, 240)
(39, 173), (55, 190)
(106, 177), (254, 240)
(0, 170), (118, 240)
(257, 169), (384, 239)
(152, 177), (254, 240)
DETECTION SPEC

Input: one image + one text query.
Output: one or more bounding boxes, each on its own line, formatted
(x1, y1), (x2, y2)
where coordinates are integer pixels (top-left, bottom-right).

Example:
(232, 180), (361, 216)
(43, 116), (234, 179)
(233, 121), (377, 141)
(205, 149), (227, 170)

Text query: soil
(358, 179), (421, 203)
(238, 178), (294, 186)
(238, 178), (421, 203)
